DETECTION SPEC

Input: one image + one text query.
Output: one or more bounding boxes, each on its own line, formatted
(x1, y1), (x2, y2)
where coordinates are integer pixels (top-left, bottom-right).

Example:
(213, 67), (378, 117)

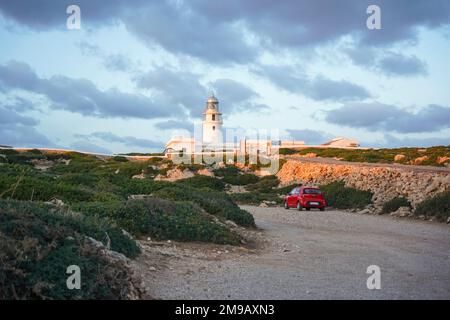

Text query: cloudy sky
(0, 0), (449, 154)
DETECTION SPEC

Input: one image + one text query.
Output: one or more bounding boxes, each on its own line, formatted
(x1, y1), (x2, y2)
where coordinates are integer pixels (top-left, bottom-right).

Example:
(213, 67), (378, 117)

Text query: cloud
(210, 79), (269, 113)
(0, 60), (180, 119)
(154, 120), (194, 132)
(256, 65), (370, 101)
(368, 134), (450, 148)
(0, 98), (57, 148)
(80, 131), (164, 149)
(0, 105), (37, 126)
(285, 129), (332, 145)
(70, 141), (112, 154)
(79, 41), (134, 72)
(134, 67), (206, 116)
(346, 47), (428, 76)
(324, 102), (450, 133)
(377, 53), (427, 76)
(2, 1), (449, 63)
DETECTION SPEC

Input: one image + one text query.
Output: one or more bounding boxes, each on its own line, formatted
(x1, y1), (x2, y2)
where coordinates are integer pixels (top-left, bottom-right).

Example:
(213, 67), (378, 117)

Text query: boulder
(394, 154), (406, 162)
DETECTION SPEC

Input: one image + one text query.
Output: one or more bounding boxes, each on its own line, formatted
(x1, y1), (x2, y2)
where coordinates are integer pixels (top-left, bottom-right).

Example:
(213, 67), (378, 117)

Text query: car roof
(300, 186), (320, 189)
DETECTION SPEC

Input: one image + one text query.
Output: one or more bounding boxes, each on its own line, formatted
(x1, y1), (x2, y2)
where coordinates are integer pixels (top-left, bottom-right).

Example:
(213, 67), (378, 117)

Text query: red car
(284, 186), (326, 211)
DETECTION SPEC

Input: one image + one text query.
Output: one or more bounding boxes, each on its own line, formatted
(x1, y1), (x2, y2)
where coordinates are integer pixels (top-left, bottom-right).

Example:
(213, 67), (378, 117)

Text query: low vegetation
(382, 197), (411, 214)
(414, 191), (450, 222)
(279, 146), (450, 167)
(0, 199), (139, 299)
(320, 181), (373, 209)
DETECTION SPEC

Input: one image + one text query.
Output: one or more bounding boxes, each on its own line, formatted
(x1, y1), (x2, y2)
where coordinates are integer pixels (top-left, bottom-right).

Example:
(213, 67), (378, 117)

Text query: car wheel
(284, 201), (289, 209)
(320, 207), (325, 211)
(296, 202), (302, 211)
(305, 207), (310, 211)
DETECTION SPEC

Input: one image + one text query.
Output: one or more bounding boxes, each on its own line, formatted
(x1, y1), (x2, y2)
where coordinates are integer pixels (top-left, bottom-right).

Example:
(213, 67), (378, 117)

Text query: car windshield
(303, 188), (321, 194)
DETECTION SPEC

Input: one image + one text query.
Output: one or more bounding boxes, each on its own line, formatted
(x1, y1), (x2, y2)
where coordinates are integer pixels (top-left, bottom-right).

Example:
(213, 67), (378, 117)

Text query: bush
(382, 197), (411, 214)
(0, 200), (140, 299)
(414, 191), (450, 222)
(72, 198), (241, 245)
(245, 175), (279, 193)
(321, 181), (373, 209)
(230, 192), (282, 205)
(111, 156), (129, 162)
(153, 185), (256, 227)
(176, 175), (226, 191)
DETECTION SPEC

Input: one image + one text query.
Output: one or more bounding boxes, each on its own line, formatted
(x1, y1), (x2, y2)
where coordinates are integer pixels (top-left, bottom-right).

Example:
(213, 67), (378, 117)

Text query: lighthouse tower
(202, 94), (223, 147)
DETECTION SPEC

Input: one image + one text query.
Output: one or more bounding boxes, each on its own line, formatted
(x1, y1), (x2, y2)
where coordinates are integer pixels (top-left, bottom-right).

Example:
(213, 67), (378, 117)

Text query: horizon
(1, 1), (450, 153)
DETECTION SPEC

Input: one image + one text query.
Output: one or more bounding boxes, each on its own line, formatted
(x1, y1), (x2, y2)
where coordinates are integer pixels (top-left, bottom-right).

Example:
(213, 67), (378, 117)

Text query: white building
(202, 95), (223, 147)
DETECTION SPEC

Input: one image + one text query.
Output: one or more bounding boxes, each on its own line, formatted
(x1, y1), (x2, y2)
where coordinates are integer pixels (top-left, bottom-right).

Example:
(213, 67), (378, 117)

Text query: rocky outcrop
(277, 160), (450, 208)
(154, 168), (195, 182)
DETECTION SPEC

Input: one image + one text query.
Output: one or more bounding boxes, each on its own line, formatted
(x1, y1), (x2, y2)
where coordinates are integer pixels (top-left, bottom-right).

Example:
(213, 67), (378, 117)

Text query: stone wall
(276, 160), (450, 208)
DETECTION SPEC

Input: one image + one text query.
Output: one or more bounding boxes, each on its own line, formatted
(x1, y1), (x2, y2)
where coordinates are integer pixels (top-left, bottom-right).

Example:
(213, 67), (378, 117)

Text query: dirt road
(135, 206), (450, 299)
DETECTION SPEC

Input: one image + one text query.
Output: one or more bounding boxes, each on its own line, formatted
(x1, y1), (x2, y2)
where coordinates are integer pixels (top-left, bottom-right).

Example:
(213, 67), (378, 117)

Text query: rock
(391, 206), (411, 217)
(225, 220), (238, 228)
(45, 198), (65, 207)
(197, 168), (214, 177)
(154, 168), (195, 181)
(132, 170), (146, 179)
(359, 209), (370, 214)
(259, 202), (268, 207)
(411, 156), (429, 165)
(394, 154), (406, 162)
(447, 217), (450, 224)
(437, 156), (450, 165)
(148, 266), (157, 271)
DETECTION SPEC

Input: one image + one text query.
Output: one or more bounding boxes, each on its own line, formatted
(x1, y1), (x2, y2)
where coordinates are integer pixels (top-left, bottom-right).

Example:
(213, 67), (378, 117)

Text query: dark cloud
(70, 141), (112, 155)
(86, 131), (163, 149)
(0, 99), (56, 148)
(1, 1), (449, 64)
(0, 61), (179, 119)
(324, 102), (450, 133)
(346, 47), (428, 76)
(0, 105), (37, 126)
(377, 53), (427, 76)
(79, 41), (134, 72)
(134, 67), (205, 116)
(285, 129), (332, 145)
(154, 120), (194, 132)
(210, 79), (269, 113)
(256, 65), (370, 101)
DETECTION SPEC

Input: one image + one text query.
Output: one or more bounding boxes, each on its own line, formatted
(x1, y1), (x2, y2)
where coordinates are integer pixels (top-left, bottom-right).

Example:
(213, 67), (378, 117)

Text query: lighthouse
(202, 94), (223, 147)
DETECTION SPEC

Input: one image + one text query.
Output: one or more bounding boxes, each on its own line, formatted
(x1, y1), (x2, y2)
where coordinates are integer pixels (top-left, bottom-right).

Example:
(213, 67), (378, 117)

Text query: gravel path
(135, 206), (450, 300)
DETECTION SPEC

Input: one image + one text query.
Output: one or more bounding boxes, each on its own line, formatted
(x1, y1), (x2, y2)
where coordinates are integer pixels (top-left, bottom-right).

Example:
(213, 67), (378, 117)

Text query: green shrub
(382, 197), (411, 214)
(245, 175), (279, 193)
(176, 175), (226, 191)
(0, 199), (140, 299)
(414, 191), (450, 222)
(321, 181), (373, 209)
(73, 198), (241, 245)
(230, 192), (282, 205)
(111, 156), (129, 162)
(153, 185), (256, 227)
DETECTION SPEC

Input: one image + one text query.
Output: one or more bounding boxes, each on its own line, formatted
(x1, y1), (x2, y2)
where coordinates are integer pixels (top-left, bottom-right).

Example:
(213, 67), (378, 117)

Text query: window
(212, 114), (215, 121)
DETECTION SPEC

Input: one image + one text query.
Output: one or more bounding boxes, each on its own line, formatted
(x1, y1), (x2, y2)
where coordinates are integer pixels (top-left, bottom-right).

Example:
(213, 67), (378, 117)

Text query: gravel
(134, 206), (450, 300)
